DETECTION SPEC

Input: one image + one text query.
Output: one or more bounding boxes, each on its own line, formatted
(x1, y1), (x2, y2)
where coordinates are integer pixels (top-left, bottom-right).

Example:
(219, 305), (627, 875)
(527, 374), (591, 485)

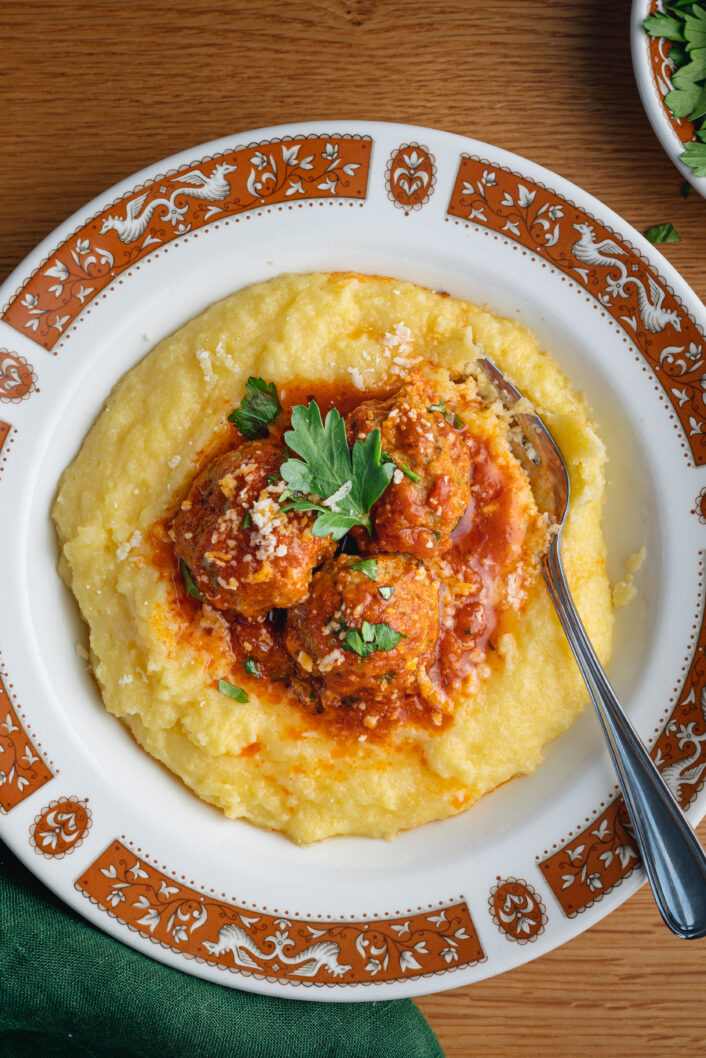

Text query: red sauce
(147, 376), (539, 740)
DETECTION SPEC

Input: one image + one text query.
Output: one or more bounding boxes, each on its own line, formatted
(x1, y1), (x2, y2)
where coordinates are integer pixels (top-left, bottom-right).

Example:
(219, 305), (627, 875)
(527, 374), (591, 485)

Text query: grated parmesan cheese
(318, 648), (344, 673)
(297, 650), (314, 673)
(116, 530), (142, 562)
(383, 322), (413, 354)
(348, 366), (366, 389)
(323, 480), (353, 511)
(250, 495), (285, 561)
(196, 348), (214, 383)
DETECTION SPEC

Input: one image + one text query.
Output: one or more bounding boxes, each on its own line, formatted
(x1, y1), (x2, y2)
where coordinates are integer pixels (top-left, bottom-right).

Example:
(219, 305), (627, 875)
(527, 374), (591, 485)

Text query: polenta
(53, 273), (612, 843)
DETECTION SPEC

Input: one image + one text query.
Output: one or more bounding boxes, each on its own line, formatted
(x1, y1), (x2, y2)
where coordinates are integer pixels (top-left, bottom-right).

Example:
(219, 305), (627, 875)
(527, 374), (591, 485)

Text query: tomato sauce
(147, 375), (538, 739)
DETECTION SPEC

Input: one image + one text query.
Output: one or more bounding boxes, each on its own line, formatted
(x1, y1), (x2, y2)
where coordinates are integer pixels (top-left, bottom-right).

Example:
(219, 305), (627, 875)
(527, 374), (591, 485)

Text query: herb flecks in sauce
(341, 621), (407, 658)
(180, 559), (204, 601)
(351, 558), (378, 580)
(159, 373), (543, 738)
(218, 678), (249, 702)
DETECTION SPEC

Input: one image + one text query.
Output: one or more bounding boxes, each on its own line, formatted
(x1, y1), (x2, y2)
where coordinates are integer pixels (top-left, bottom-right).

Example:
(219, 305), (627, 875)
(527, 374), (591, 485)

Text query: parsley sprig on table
(644, 222), (682, 243)
(644, 2), (706, 177)
(228, 377), (281, 438)
(280, 402), (394, 540)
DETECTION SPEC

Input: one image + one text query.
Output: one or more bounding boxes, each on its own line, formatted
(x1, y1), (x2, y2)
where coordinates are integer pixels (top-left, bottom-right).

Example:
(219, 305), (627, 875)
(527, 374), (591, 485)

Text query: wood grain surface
(3, 2), (706, 1055)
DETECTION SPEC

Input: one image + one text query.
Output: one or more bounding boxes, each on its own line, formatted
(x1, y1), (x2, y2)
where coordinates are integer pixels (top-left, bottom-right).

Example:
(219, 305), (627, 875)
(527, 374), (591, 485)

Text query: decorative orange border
(29, 796), (92, 858)
(0, 421), (11, 471)
(488, 877), (547, 944)
(0, 674), (53, 812)
(0, 349), (37, 403)
(1, 135), (371, 351)
(540, 568), (706, 916)
(385, 143), (437, 212)
(447, 156), (706, 465)
(76, 840), (485, 986)
(647, 0), (696, 146)
(693, 487), (706, 524)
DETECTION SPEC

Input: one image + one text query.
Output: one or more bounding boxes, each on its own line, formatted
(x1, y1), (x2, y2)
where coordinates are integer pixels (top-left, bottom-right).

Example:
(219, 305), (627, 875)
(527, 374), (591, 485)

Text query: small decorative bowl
(631, 0), (706, 199)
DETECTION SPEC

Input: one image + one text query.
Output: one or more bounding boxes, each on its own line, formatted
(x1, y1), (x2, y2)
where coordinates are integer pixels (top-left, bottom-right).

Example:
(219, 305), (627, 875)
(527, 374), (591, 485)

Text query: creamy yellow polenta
(53, 273), (612, 843)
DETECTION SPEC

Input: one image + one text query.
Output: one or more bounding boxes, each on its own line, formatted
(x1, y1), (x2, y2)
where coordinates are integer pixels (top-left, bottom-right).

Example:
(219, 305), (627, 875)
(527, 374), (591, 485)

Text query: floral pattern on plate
(30, 796), (91, 858)
(0, 350), (37, 404)
(1, 135), (371, 351)
(76, 840), (485, 986)
(385, 143), (437, 211)
(488, 877), (547, 943)
(0, 675), (53, 813)
(447, 155), (706, 465)
(540, 596), (706, 915)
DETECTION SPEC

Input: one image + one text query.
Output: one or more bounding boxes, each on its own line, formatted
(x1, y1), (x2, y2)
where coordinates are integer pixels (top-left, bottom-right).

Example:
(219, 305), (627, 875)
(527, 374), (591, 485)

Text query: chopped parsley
(681, 180), (693, 198)
(244, 658), (260, 678)
(342, 620), (406, 658)
(399, 462), (420, 483)
(644, 222), (681, 243)
(644, 3), (706, 177)
(351, 558), (378, 580)
(180, 559), (204, 602)
(218, 678), (249, 702)
(378, 585), (394, 600)
(228, 377), (281, 438)
(242, 509), (252, 528)
(280, 401), (394, 539)
(428, 399), (464, 428)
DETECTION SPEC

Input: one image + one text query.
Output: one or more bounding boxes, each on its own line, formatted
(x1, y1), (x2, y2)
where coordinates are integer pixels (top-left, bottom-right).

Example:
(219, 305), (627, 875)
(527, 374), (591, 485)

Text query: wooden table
(3, 2), (706, 1055)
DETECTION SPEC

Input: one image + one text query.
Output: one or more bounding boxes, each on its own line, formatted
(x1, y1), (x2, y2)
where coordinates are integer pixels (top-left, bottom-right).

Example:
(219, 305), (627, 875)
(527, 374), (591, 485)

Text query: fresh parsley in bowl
(633, 0), (706, 195)
(643, 1), (706, 177)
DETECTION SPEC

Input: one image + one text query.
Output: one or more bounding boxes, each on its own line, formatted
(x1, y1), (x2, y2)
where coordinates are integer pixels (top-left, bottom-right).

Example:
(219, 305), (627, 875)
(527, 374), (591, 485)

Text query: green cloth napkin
(0, 840), (443, 1058)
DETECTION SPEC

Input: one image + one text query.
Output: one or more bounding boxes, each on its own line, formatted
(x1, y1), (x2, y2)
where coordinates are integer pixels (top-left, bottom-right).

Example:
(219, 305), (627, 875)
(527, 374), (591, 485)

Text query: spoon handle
(543, 535), (706, 939)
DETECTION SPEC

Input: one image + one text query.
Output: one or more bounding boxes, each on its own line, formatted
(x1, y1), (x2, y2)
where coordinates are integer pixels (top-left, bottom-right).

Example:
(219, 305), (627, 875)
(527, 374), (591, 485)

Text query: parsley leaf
(399, 462), (421, 483)
(242, 509), (251, 528)
(681, 140), (706, 175)
(218, 678), (249, 702)
(685, 8), (706, 51)
(280, 402), (394, 539)
(378, 585), (394, 600)
(428, 399), (465, 428)
(180, 559), (204, 601)
(228, 378), (281, 438)
(351, 558), (378, 580)
(342, 621), (406, 658)
(244, 658), (260, 678)
(643, 13), (685, 41)
(644, 223), (681, 243)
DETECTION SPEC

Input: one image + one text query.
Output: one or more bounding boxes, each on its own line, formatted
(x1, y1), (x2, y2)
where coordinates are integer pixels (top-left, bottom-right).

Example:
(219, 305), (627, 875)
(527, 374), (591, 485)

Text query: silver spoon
(477, 356), (706, 939)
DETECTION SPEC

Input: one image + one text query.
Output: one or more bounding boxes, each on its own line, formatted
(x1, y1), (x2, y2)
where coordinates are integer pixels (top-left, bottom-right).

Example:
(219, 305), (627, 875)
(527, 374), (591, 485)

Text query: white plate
(631, 0), (706, 198)
(1, 121), (705, 1001)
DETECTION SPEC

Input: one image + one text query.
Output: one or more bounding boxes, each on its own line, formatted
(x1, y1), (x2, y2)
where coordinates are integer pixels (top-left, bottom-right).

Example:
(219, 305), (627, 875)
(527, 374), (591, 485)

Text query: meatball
(172, 441), (336, 618)
(284, 553), (440, 702)
(346, 371), (471, 558)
